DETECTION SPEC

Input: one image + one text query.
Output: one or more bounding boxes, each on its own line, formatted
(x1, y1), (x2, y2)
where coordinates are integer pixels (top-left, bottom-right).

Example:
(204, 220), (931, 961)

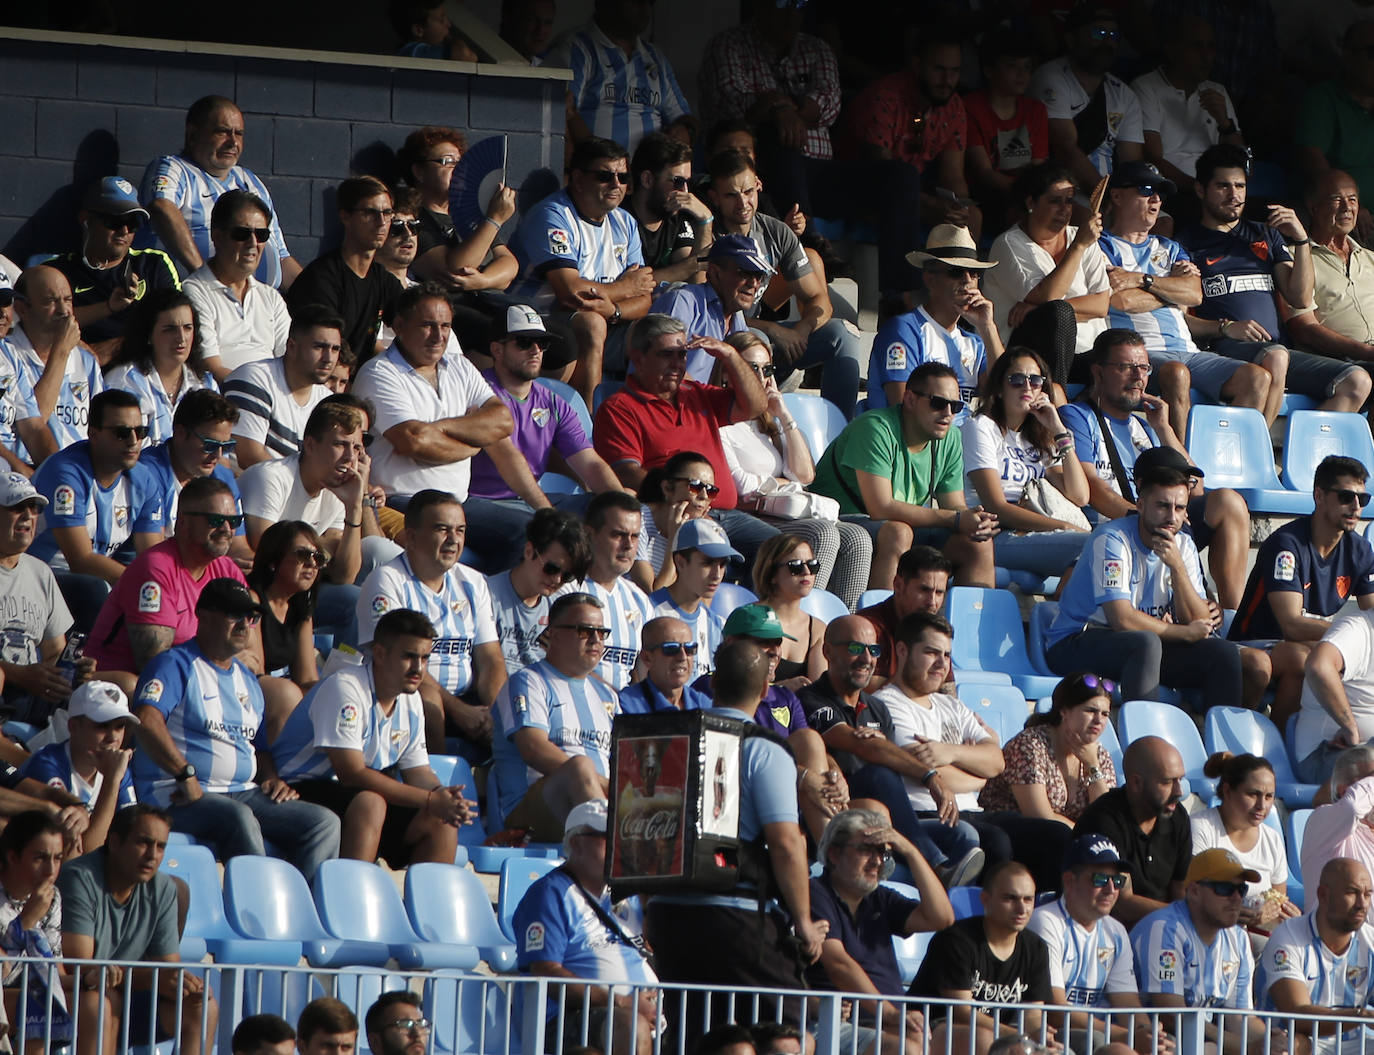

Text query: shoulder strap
(1089, 400), (1136, 505)
(561, 866), (655, 963)
(822, 443), (867, 512)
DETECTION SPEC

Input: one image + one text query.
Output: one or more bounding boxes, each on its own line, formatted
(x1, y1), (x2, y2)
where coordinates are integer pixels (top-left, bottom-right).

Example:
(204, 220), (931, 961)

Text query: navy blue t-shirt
(1175, 219), (1291, 340)
(806, 872), (915, 998)
(1230, 516), (1374, 641)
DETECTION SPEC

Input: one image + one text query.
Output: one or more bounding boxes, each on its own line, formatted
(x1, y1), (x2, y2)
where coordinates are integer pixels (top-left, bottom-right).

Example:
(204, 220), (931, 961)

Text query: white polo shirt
(182, 265), (290, 372)
(1131, 68), (1239, 181)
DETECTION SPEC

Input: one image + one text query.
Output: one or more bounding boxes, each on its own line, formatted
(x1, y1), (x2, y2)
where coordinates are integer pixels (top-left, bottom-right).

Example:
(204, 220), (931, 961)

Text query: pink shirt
(1300, 773), (1374, 895)
(86, 539), (247, 673)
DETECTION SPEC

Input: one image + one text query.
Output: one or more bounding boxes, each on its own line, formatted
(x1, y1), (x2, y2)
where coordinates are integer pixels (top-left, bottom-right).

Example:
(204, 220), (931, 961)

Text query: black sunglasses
(186, 511), (245, 530)
(1202, 880), (1248, 898)
(292, 546), (330, 568)
(673, 477), (720, 497)
(840, 641), (882, 657)
(913, 391), (966, 415)
(389, 219), (422, 236)
(97, 213), (142, 233)
(105, 424), (149, 442)
(669, 175), (691, 190)
(552, 623), (611, 641)
(541, 560), (576, 583)
(228, 226), (271, 243)
(779, 558), (821, 575)
(588, 170), (631, 185)
(1327, 487), (1373, 508)
(1090, 872), (1127, 889)
(1007, 372), (1045, 388)
(508, 336), (549, 351)
(652, 641), (700, 656)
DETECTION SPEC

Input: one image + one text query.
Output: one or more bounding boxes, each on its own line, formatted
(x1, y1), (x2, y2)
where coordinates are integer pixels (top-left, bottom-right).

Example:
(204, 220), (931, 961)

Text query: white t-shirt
(984, 224), (1111, 355)
(872, 685), (994, 812)
(238, 453), (345, 535)
(1029, 57), (1144, 176)
(224, 356), (330, 460)
(960, 413), (1050, 508)
(1190, 806), (1289, 901)
(1131, 68), (1239, 181)
(182, 265), (290, 372)
(1297, 609), (1374, 762)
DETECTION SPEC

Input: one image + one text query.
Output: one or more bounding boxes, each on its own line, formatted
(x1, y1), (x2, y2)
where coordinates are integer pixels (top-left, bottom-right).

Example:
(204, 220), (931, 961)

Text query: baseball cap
(1062, 834), (1124, 871)
(68, 680), (140, 726)
(0, 472), (47, 509)
(1187, 848), (1261, 886)
(1133, 446), (1203, 482)
(195, 577), (263, 617)
(493, 303), (561, 345)
(722, 603), (797, 642)
(0, 265), (13, 308)
(82, 176), (150, 220)
(564, 798), (608, 836)
(1109, 160), (1177, 199)
(672, 518), (744, 562)
(707, 234), (773, 276)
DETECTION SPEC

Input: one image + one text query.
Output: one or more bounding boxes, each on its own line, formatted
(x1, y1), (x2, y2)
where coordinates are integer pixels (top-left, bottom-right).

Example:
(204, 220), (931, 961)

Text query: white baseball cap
(68, 681), (139, 726)
(0, 472), (46, 509)
(564, 798), (608, 836)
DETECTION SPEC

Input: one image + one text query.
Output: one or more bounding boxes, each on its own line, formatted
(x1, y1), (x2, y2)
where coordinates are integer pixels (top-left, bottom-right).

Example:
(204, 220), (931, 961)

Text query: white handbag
(748, 477), (841, 522)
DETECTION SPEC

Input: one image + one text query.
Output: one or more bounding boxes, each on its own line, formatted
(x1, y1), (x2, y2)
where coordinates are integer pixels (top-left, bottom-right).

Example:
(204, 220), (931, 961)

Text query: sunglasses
(224, 612), (262, 627)
(551, 623), (612, 641)
(389, 219), (422, 236)
(508, 336), (549, 351)
(1088, 26), (1120, 41)
(913, 391), (966, 415)
(780, 558), (821, 575)
(351, 206), (394, 222)
(748, 363), (777, 378)
(228, 225), (271, 243)
(541, 560), (576, 583)
(187, 511), (245, 530)
(1104, 361), (1153, 375)
(292, 546), (329, 568)
(588, 169), (631, 185)
(1076, 673), (1118, 696)
(425, 155), (459, 167)
(1202, 880), (1248, 898)
(669, 175), (691, 190)
(105, 424), (149, 442)
(849, 842), (891, 858)
(673, 477), (720, 497)
(1090, 872), (1127, 889)
(840, 641), (883, 657)
(1328, 487), (1373, 508)
(652, 641), (700, 656)
(1128, 185), (1163, 198)
(97, 213), (142, 233)
(361, 433), (375, 449)
(193, 431), (237, 456)
(1007, 372), (1045, 388)
(383, 1018), (432, 1034)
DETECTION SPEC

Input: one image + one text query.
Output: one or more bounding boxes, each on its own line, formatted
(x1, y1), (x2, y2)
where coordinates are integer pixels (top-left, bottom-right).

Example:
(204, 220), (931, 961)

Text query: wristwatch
(610, 305), (622, 324)
(1140, 274), (1155, 292)
(175, 763), (197, 782)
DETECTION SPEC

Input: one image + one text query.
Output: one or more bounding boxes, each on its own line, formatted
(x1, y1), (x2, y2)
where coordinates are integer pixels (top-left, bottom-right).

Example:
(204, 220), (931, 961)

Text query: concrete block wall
(0, 34), (568, 269)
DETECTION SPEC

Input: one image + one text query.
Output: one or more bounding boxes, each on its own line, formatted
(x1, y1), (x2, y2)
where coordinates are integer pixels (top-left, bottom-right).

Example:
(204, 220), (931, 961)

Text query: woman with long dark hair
(248, 520), (324, 745)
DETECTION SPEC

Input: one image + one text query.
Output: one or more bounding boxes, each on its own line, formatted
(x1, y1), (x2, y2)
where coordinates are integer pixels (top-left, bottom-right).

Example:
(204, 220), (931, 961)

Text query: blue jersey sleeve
(868, 316), (921, 393)
(129, 461), (166, 535)
(513, 199), (579, 277)
(36, 453), (93, 530)
(1090, 526), (1137, 606)
(18, 744), (66, 787)
(745, 736), (799, 827)
(514, 874), (571, 968)
(117, 767), (138, 807)
(133, 649), (190, 720)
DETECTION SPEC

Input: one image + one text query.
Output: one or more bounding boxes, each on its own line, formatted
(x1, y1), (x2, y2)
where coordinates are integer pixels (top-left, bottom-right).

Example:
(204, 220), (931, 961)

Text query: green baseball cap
(722, 603), (797, 642)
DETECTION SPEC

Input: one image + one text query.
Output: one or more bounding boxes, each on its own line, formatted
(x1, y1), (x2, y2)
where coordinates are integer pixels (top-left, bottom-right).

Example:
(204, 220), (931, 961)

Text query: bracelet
(919, 768), (939, 786)
(1292, 238), (1311, 246)
(1218, 319), (1232, 337)
(781, 417), (798, 431)
(953, 511), (961, 532)
(345, 520), (362, 527)
(694, 214), (714, 227)
(483, 216), (501, 229)
(1052, 431), (1071, 442)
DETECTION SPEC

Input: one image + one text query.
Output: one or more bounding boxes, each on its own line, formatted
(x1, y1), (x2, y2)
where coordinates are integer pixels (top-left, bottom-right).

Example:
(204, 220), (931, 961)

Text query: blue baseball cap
(707, 234), (772, 275)
(82, 176), (149, 219)
(673, 518), (744, 562)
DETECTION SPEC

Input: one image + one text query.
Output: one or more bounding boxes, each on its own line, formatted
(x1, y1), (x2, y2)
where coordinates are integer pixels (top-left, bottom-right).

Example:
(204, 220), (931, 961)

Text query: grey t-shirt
(57, 850), (178, 961)
(0, 554), (72, 666)
(742, 213), (813, 318)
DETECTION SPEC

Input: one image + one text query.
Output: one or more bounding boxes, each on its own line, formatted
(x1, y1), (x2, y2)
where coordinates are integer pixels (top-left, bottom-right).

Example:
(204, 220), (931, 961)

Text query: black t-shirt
(908, 916), (1052, 1024)
(1072, 787), (1191, 902)
(623, 200), (695, 270)
(286, 250), (403, 360)
(49, 248), (181, 344)
(415, 208), (504, 268)
(797, 678), (895, 777)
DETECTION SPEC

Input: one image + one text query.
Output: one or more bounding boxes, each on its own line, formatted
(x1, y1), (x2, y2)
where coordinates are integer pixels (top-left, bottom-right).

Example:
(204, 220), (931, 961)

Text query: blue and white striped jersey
(30, 441), (165, 567)
(491, 658), (617, 823)
(556, 576), (653, 690)
(271, 660), (429, 783)
(648, 589), (722, 680)
(509, 190), (645, 313)
(487, 570), (548, 673)
(1259, 911), (1374, 1016)
(21, 742), (137, 810)
(1098, 233), (1201, 357)
(223, 357), (330, 460)
(136, 155), (291, 287)
(8, 323), (103, 450)
(867, 306), (987, 417)
(1029, 895), (1138, 1006)
(356, 554), (499, 697)
(130, 641), (263, 807)
(1132, 900), (1253, 1010)
(104, 362), (217, 447)
(0, 339), (38, 463)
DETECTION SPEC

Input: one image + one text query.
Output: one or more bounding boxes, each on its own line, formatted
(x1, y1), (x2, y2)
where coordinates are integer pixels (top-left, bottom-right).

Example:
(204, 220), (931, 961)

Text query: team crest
(532, 408), (551, 428)
(1349, 966), (1368, 988)
(613, 243), (627, 269)
(1097, 947), (1112, 964)
(114, 505), (128, 529)
(770, 706), (791, 728)
(625, 608), (641, 625)
(1221, 960), (1237, 979)
(524, 921), (545, 951)
(548, 228), (572, 256)
(513, 694), (528, 715)
(1338, 575), (1352, 598)
(140, 678), (164, 703)
(1252, 240), (1269, 262)
(451, 596), (467, 616)
(69, 380), (87, 401)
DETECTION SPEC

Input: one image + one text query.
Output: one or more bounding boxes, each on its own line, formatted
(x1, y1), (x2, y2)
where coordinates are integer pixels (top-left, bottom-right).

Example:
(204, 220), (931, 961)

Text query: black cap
(1066, 3), (1119, 28)
(195, 577), (262, 617)
(1133, 446), (1204, 482)
(1109, 160), (1177, 199)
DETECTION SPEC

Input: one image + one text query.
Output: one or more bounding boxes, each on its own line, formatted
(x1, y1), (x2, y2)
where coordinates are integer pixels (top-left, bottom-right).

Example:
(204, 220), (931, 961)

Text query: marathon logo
(204, 717), (258, 740)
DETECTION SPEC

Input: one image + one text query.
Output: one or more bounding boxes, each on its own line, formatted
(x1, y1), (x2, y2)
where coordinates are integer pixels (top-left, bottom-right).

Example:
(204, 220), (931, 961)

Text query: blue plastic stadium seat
(800, 587), (849, 622)
(427, 754), (552, 872)
(857, 589), (892, 609)
(498, 856), (560, 941)
(1203, 706), (1321, 808)
(1027, 602), (1059, 677)
(532, 377), (593, 437)
(592, 380), (622, 413)
(538, 472), (582, 495)
(949, 886), (983, 919)
(1278, 393), (1319, 420)
(159, 844), (300, 965)
(314, 859), (480, 970)
(404, 862), (519, 972)
(1281, 411), (1374, 495)
(1119, 700), (1213, 799)
(782, 392), (849, 458)
(424, 972), (513, 1055)
(709, 582), (758, 619)
(994, 567), (1060, 596)
(962, 684), (1031, 745)
(1287, 809), (1312, 910)
(945, 587), (1059, 698)
(1184, 405), (1311, 515)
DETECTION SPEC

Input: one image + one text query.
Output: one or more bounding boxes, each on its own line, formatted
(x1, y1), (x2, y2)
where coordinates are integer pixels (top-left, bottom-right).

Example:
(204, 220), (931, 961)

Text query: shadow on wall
(4, 129), (120, 266)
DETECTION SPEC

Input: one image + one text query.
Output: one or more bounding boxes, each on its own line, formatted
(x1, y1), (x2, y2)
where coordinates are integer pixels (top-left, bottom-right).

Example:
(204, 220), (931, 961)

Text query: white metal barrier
(8, 957), (1374, 1055)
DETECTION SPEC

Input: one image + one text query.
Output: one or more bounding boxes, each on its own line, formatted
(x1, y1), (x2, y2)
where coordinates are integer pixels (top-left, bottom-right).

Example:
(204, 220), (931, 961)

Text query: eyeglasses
(424, 155), (459, 167)
(507, 336), (549, 350)
(748, 363), (776, 378)
(1104, 361), (1153, 375)
(97, 213), (142, 232)
(587, 169), (631, 185)
(779, 558), (821, 575)
(847, 842), (891, 858)
(193, 431), (237, 456)
(105, 424), (149, 442)
(651, 641), (700, 656)
(185, 511), (245, 530)
(351, 206), (395, 222)
(912, 391), (966, 415)
(1327, 487), (1373, 508)
(292, 546), (330, 568)
(1202, 880), (1248, 898)
(1088, 26), (1120, 41)
(1007, 372), (1045, 389)
(383, 1018), (432, 1034)
(1090, 872), (1127, 889)
(1075, 673), (1117, 696)
(672, 477), (720, 497)
(669, 175), (691, 190)
(551, 623), (612, 641)
(840, 641), (883, 657)
(541, 560), (576, 583)
(389, 219), (422, 236)
(227, 226), (271, 243)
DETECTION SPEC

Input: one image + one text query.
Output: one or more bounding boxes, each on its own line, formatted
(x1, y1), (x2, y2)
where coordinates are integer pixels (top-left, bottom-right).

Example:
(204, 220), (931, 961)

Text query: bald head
(824, 614), (877, 646)
(1308, 169), (1361, 241)
(822, 614), (880, 692)
(1123, 736), (1181, 779)
(642, 615), (687, 650)
(1123, 736), (1185, 818)
(1318, 856), (1373, 935)
(12, 265), (74, 341)
(1321, 857), (1369, 890)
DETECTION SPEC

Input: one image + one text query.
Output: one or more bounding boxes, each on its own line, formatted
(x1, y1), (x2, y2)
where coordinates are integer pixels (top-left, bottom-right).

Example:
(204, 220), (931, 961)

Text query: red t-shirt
(843, 70), (967, 168)
(592, 378), (739, 509)
(963, 92), (1050, 175)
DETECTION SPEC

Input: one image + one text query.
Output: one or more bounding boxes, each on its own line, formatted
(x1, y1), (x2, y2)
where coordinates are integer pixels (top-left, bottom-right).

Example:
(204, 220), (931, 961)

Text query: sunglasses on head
(540, 560), (576, 583)
(840, 641), (883, 657)
(193, 431), (237, 456)
(1327, 486), (1373, 508)
(1007, 372), (1045, 389)
(105, 424), (149, 442)
(293, 546), (329, 568)
(652, 641), (700, 656)
(674, 477), (720, 497)
(228, 225), (271, 243)
(913, 391), (966, 415)
(1202, 880), (1248, 898)
(1076, 673), (1117, 696)
(1090, 872), (1127, 889)
(187, 511), (245, 530)
(588, 170), (631, 185)
(779, 558), (821, 575)
(97, 213), (142, 233)
(389, 219), (422, 236)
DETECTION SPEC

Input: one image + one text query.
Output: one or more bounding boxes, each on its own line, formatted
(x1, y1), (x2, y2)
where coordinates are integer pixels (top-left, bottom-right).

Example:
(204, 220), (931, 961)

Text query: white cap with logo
(0, 473), (47, 509)
(68, 680), (139, 726)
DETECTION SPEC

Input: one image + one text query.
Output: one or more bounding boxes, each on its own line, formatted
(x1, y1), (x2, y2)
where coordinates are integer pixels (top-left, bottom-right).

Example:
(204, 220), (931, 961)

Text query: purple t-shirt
(467, 372), (592, 500)
(689, 676), (810, 738)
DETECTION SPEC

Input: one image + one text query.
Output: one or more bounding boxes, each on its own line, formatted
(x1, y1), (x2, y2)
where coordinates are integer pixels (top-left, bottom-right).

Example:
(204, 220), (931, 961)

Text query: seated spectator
(624, 133), (713, 284)
(751, 533), (826, 683)
(650, 236), (759, 381)
(57, 804), (217, 1055)
(1074, 736), (1190, 927)
(1191, 752), (1299, 936)
(273, 609), (474, 866)
(182, 189), (291, 382)
(808, 808), (954, 1055)
(0, 811), (69, 1048)
(295, 998), (359, 1055)
(908, 861), (1054, 1052)
(593, 315), (779, 568)
(1099, 164), (1298, 436)
(286, 177), (405, 362)
(355, 489), (503, 755)
(856, 545), (950, 690)
(810, 363), (997, 592)
(629, 452), (718, 593)
(1028, 7), (1143, 191)
(1296, 609), (1374, 785)
(231, 1013), (295, 1055)
(868, 225), (1002, 416)
(488, 508), (589, 672)
(1297, 20), (1374, 221)
(978, 673), (1118, 892)
(84, 476), (246, 677)
(1286, 170), (1374, 361)
(362, 991), (435, 1055)
(647, 520), (734, 681)
(499, 0), (555, 63)
(513, 799), (659, 1055)
(223, 304), (339, 469)
(961, 346), (1091, 580)
(557, 491), (655, 691)
(1044, 448), (1263, 708)
(104, 291), (219, 447)
(246, 521), (324, 744)
(130, 578), (340, 877)
(508, 137), (652, 404)
(0, 274), (46, 477)
(718, 333), (873, 608)
(981, 165), (1109, 385)
(21, 682), (136, 853)
(702, 151), (862, 415)
(491, 592), (618, 838)
(1061, 329), (1251, 609)
(617, 615), (711, 715)
(1229, 455), (1374, 726)
(800, 614), (985, 888)
(963, 31), (1050, 229)
(351, 283), (513, 506)
(31, 390), (164, 617)
(1302, 747), (1374, 895)
(374, 187), (421, 303)
(47, 176), (179, 362)
(389, 0), (479, 60)
(10, 265), (103, 459)
(137, 95), (299, 289)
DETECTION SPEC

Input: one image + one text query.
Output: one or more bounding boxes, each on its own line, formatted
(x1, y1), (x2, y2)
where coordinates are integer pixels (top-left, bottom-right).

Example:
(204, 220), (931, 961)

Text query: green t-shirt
(57, 849), (179, 961)
(811, 405), (965, 516)
(1296, 80), (1374, 204)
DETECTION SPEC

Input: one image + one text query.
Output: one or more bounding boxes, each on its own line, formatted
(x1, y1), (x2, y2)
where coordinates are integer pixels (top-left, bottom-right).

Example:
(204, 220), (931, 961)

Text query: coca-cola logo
(620, 809), (680, 840)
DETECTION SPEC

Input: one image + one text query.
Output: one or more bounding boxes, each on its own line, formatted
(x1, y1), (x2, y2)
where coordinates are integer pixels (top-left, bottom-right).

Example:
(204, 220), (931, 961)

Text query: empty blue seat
(532, 377), (593, 437)
(782, 392), (849, 460)
(314, 859), (480, 970)
(857, 589), (892, 609)
(995, 567), (1060, 596)
(1118, 700), (1213, 799)
(404, 862), (518, 972)
(800, 587), (849, 623)
(1288, 809), (1313, 910)
(592, 380), (622, 413)
(945, 587), (1059, 697)
(709, 582), (758, 619)
(1281, 410), (1374, 494)
(949, 886), (983, 919)
(159, 844), (299, 965)
(1203, 706), (1321, 808)
(1184, 405), (1311, 515)
(498, 856), (560, 941)
(962, 684), (1030, 745)
(424, 972), (513, 1055)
